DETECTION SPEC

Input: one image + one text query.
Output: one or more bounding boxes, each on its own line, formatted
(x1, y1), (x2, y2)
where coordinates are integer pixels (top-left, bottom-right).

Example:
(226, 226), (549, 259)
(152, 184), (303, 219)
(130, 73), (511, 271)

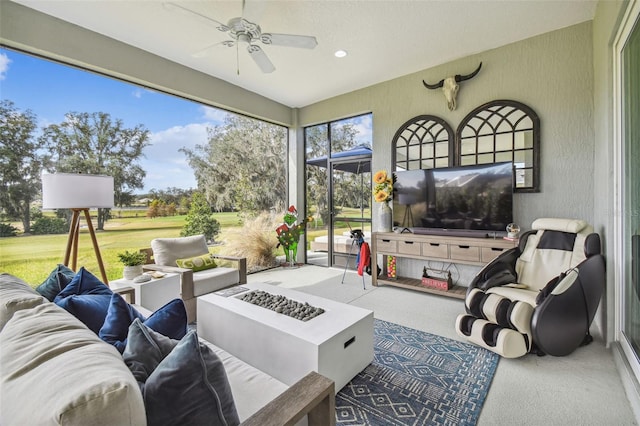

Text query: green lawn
(0, 209), (365, 287)
(0, 213), (241, 286)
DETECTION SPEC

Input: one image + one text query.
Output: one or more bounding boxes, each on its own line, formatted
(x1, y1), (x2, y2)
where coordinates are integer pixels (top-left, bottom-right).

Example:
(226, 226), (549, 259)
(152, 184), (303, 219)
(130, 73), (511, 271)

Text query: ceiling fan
(164, 1), (318, 74)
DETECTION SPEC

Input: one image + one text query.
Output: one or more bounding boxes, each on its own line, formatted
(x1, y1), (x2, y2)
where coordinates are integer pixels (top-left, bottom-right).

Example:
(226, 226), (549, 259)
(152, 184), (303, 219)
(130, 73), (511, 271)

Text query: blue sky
(0, 48), (373, 194)
(0, 48), (230, 192)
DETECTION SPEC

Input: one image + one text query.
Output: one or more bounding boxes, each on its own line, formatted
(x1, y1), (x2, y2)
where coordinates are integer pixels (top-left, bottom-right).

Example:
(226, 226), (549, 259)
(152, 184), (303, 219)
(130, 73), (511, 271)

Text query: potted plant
(117, 250), (147, 280)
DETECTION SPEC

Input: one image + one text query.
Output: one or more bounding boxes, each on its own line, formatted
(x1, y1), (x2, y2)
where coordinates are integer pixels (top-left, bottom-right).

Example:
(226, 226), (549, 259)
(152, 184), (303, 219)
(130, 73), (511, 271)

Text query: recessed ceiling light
(334, 50), (348, 58)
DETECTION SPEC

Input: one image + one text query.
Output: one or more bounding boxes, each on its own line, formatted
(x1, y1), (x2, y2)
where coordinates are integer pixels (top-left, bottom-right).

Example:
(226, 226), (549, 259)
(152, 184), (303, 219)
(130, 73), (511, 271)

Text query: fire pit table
(197, 282), (373, 393)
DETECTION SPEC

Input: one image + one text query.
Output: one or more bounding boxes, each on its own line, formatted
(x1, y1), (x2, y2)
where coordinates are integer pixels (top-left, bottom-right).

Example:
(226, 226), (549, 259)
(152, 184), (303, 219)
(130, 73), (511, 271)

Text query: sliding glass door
(304, 114), (373, 268)
(618, 0), (640, 381)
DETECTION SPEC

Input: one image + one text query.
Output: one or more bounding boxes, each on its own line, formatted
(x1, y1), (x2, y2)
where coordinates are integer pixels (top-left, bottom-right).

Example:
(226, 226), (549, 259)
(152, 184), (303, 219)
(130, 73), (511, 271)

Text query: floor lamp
(42, 173), (114, 285)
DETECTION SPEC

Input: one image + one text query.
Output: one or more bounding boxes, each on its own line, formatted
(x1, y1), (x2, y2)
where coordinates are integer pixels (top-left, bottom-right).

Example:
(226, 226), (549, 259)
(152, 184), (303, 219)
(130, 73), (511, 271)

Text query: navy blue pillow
(123, 320), (240, 426)
(55, 293), (112, 334)
(35, 264), (76, 301)
(54, 267), (112, 302)
(99, 295), (187, 353)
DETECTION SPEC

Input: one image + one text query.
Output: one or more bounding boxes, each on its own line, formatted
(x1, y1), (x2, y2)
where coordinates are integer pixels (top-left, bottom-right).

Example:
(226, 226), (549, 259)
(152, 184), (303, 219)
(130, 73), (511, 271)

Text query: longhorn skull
(423, 62), (482, 111)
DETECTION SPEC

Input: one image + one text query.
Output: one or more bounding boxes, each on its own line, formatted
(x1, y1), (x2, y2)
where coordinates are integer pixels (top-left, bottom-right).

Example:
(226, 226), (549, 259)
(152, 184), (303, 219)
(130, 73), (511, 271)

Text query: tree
(181, 192), (220, 243)
(40, 111), (150, 230)
(0, 100), (45, 233)
(181, 114), (287, 213)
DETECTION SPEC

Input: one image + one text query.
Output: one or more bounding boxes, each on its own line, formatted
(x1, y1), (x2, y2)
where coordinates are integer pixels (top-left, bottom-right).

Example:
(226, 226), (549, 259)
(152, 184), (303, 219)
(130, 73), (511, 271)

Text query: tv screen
(393, 162), (513, 236)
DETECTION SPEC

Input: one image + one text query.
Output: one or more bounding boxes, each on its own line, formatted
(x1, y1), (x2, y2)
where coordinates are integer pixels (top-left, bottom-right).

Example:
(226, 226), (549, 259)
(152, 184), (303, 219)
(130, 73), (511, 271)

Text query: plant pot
(123, 265), (143, 280)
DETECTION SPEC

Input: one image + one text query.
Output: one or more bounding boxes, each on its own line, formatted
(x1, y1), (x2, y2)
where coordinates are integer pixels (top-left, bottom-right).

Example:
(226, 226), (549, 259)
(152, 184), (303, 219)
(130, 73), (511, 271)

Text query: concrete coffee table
(197, 282), (373, 393)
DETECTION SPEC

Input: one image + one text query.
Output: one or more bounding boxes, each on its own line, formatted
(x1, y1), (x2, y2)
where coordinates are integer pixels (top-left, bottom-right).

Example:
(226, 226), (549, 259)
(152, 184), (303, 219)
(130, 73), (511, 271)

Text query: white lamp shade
(42, 173), (114, 209)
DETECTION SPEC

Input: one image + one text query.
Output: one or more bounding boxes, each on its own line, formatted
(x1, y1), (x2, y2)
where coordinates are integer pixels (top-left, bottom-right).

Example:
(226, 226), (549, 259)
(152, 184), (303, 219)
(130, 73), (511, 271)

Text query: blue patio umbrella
(306, 145), (372, 174)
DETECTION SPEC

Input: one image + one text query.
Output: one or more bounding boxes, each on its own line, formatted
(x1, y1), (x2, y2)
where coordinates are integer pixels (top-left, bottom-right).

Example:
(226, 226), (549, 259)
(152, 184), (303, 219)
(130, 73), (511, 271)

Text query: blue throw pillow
(55, 293), (112, 334)
(99, 295), (187, 353)
(54, 267), (112, 302)
(35, 264), (76, 301)
(123, 320), (240, 426)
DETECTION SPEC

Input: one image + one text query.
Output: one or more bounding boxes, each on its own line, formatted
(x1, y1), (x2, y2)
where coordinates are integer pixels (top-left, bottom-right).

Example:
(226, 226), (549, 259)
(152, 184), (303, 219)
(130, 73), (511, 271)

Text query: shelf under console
(371, 232), (517, 299)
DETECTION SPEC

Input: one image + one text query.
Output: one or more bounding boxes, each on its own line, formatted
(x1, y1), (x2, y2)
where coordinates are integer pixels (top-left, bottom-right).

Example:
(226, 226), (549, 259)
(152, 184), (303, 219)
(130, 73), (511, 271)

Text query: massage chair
(455, 218), (605, 358)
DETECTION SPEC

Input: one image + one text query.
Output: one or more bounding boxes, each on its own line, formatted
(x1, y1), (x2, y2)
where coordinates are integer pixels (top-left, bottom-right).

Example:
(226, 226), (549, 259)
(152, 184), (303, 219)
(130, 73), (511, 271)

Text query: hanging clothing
(357, 242), (371, 276)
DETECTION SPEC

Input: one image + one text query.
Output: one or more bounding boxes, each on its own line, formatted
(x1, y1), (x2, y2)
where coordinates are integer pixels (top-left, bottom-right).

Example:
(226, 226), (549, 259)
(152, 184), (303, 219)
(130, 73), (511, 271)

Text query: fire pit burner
(239, 290), (325, 321)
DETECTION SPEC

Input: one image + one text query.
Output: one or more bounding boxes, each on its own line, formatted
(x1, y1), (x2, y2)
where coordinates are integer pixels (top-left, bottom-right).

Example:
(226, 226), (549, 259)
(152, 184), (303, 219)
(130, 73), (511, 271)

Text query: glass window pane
(434, 157), (449, 168)
(496, 133), (513, 151)
(515, 130), (534, 149)
(513, 149), (534, 167)
(477, 153), (494, 163)
(421, 159), (434, 169)
(478, 136), (494, 153)
(408, 160), (421, 170)
(461, 139), (476, 155)
(435, 141), (448, 157)
(496, 152), (512, 162)
(460, 155), (476, 165)
(396, 146), (408, 164)
(515, 168), (533, 188)
(408, 144), (421, 160)
(422, 143), (434, 158)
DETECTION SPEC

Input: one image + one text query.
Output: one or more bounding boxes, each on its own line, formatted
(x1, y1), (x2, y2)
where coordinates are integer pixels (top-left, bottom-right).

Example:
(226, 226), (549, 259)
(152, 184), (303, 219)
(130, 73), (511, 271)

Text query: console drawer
(450, 244), (480, 262)
(482, 247), (507, 263)
(376, 238), (397, 253)
(421, 242), (449, 259)
(398, 240), (421, 256)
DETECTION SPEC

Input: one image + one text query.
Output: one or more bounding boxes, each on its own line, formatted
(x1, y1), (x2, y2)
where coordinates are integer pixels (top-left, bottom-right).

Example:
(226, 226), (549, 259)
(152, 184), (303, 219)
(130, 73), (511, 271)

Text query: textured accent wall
(299, 22), (596, 233)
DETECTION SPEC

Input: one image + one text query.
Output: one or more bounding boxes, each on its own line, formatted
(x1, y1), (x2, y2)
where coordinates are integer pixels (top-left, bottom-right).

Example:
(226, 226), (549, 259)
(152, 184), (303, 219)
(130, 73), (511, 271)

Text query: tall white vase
(379, 202), (392, 232)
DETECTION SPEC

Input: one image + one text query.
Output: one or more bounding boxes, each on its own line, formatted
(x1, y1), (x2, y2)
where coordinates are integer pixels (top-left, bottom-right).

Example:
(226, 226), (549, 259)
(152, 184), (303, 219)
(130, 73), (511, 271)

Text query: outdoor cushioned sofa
(0, 272), (335, 425)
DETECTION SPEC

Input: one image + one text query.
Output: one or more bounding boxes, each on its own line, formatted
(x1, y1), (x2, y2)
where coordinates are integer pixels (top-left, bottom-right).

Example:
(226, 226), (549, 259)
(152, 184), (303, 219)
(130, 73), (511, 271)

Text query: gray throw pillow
(123, 319), (240, 426)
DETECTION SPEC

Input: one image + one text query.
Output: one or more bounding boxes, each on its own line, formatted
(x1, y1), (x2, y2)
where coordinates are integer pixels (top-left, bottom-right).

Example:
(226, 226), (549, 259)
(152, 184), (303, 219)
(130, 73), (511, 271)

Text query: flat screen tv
(392, 162), (514, 237)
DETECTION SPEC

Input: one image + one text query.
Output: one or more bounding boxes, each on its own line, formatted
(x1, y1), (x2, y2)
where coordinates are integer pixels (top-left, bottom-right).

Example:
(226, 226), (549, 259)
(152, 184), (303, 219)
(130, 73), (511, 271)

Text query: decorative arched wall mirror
(392, 115), (454, 171)
(456, 100), (540, 192)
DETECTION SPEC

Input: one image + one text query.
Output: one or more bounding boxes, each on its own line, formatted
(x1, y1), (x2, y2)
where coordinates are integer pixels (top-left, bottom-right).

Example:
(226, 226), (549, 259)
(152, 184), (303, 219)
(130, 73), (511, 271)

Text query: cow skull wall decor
(422, 62), (483, 111)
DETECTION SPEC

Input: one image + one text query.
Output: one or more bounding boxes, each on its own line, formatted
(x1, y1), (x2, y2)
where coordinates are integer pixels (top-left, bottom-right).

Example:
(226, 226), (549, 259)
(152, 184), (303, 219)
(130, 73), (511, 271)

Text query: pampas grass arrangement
(223, 211), (280, 273)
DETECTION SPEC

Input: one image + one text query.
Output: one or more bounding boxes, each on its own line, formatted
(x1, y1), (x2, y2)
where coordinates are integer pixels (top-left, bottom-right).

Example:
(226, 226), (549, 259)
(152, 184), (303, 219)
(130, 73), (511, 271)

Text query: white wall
(299, 22), (596, 234)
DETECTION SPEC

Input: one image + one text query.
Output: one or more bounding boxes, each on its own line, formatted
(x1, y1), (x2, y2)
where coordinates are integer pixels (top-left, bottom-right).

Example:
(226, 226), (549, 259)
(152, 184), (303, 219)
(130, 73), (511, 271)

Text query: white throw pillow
(151, 234), (209, 267)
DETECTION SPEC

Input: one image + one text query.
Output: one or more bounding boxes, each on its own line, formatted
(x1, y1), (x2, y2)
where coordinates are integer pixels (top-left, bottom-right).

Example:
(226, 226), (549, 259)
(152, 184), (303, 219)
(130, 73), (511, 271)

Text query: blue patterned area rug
(336, 319), (499, 425)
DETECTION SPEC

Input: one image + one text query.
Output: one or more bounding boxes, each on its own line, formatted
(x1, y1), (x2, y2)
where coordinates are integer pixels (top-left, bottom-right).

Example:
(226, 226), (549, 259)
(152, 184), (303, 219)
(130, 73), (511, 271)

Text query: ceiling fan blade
(247, 45), (275, 73)
(241, 0), (266, 25)
(163, 2), (229, 32)
(192, 41), (229, 58)
(261, 33), (318, 49)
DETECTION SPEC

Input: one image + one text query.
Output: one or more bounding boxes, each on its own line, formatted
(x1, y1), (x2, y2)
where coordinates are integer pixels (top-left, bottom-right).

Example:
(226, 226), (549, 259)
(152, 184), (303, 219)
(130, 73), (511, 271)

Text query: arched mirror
(392, 115), (454, 171)
(456, 100), (540, 192)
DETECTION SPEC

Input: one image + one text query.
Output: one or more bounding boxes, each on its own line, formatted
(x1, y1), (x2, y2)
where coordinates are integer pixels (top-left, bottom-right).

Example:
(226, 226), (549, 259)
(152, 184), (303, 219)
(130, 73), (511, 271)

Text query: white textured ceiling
(13, 0), (597, 108)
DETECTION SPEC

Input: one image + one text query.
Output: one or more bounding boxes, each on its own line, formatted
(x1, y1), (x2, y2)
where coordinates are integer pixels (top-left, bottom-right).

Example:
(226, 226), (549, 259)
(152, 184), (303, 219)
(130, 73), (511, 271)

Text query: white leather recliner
(455, 218), (605, 358)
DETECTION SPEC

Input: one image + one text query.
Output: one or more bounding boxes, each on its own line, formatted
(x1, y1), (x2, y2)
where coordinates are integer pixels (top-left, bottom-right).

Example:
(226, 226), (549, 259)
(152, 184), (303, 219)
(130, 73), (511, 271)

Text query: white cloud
(200, 105), (230, 124)
(0, 53), (11, 80)
(141, 122), (211, 191)
(132, 87), (155, 99)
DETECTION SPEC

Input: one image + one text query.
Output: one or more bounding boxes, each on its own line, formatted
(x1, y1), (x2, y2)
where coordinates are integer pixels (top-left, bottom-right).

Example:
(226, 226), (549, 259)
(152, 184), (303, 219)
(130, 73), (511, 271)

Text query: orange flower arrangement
(373, 170), (393, 203)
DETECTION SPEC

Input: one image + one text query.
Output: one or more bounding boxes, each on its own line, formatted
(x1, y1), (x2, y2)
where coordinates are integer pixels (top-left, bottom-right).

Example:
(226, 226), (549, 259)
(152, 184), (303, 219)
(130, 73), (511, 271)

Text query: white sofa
(140, 235), (248, 323)
(0, 273), (335, 425)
